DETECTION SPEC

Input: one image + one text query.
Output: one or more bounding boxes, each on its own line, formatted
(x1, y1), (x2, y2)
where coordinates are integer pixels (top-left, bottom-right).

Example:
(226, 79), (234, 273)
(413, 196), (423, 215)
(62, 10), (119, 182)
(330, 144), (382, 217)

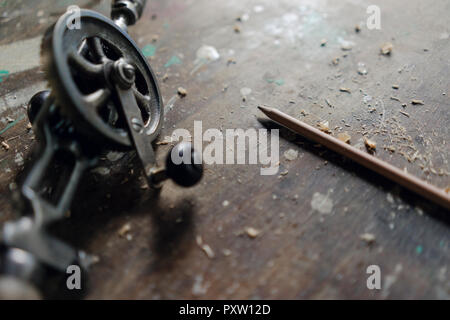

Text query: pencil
(258, 105), (450, 210)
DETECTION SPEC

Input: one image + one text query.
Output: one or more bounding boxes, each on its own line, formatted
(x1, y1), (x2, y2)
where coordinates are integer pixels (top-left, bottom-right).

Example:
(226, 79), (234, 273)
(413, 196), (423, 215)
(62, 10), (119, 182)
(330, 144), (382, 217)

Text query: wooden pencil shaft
(259, 106), (450, 210)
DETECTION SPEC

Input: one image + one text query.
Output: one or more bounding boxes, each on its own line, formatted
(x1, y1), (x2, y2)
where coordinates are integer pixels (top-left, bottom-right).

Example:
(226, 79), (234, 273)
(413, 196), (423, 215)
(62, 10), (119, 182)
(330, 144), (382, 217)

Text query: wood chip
(360, 233), (376, 244)
(364, 137), (377, 152)
(339, 87), (351, 93)
(337, 132), (351, 144)
(411, 99), (424, 105)
(1, 141), (10, 150)
(392, 84), (399, 89)
(177, 87), (187, 97)
(318, 121), (331, 134)
(245, 227), (261, 238)
(380, 42), (393, 55)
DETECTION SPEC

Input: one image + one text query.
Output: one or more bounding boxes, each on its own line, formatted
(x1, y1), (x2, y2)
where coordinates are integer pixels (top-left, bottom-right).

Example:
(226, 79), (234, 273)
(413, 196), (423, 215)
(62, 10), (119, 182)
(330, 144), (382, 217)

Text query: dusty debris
(332, 57), (340, 65)
(445, 187), (450, 194)
(152, 34), (159, 42)
(355, 24), (361, 33)
(245, 227), (261, 238)
(222, 249), (232, 256)
(390, 96), (400, 102)
(337, 132), (351, 144)
(177, 87), (187, 97)
(118, 223), (131, 237)
(227, 57), (236, 66)
(360, 233), (376, 244)
(1, 141), (10, 150)
(411, 99), (424, 105)
(380, 42), (393, 55)
(339, 87), (351, 93)
(320, 39), (327, 46)
(222, 200), (230, 207)
(392, 84), (399, 89)
(364, 137), (377, 152)
(162, 73), (169, 82)
(318, 121), (331, 134)
(233, 25), (241, 33)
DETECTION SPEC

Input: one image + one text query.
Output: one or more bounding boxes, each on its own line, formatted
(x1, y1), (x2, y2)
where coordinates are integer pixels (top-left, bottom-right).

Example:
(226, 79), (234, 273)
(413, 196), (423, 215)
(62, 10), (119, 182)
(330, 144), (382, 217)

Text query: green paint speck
(266, 78), (285, 86)
(164, 55), (182, 68)
(0, 70), (9, 83)
(415, 245), (423, 255)
(142, 44), (156, 57)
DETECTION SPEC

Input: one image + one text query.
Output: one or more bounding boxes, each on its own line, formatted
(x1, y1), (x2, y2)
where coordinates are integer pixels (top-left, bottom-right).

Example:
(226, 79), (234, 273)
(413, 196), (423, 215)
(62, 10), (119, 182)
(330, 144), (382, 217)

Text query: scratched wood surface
(0, 0), (449, 299)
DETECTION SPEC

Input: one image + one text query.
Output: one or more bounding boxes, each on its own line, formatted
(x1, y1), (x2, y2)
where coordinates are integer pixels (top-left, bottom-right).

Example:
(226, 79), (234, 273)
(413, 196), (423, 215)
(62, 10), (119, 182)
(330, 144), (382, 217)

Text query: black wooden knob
(166, 142), (203, 187)
(27, 90), (50, 124)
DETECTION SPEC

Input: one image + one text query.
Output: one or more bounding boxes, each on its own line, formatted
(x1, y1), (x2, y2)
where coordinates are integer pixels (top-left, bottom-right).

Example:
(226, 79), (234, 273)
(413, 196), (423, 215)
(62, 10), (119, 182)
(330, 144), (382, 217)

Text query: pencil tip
(257, 105), (271, 114)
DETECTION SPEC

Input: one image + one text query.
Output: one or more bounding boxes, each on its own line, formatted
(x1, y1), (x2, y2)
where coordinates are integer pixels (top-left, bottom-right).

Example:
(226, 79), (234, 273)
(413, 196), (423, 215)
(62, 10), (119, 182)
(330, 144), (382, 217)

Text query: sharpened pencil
(258, 105), (450, 210)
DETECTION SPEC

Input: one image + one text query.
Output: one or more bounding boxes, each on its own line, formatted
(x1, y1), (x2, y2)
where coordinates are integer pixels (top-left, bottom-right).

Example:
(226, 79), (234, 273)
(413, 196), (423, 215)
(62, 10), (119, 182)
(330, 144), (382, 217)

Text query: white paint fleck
(284, 149), (298, 161)
(311, 192), (333, 214)
(240, 87), (252, 96)
(192, 274), (210, 296)
(14, 152), (24, 166)
(196, 45), (220, 62)
(253, 5), (265, 13)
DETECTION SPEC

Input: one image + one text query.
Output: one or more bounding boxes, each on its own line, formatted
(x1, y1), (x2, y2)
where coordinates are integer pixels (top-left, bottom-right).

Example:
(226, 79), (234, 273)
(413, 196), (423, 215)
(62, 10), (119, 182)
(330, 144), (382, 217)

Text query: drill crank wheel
(41, 9), (163, 149)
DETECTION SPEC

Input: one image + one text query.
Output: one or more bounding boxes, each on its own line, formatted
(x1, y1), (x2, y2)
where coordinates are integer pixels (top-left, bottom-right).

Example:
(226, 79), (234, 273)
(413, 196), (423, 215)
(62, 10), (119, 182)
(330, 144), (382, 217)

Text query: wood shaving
(1, 141), (10, 150)
(337, 132), (351, 144)
(411, 99), (424, 105)
(196, 235), (215, 259)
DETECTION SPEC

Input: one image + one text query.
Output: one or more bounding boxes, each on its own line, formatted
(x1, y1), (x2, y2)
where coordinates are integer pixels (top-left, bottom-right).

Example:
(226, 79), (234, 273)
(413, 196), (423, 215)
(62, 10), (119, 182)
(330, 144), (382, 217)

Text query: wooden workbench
(0, 0), (448, 299)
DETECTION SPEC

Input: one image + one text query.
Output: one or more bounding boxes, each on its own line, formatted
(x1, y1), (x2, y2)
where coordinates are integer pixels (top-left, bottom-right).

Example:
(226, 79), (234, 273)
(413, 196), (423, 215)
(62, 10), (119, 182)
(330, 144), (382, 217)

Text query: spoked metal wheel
(42, 10), (163, 149)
